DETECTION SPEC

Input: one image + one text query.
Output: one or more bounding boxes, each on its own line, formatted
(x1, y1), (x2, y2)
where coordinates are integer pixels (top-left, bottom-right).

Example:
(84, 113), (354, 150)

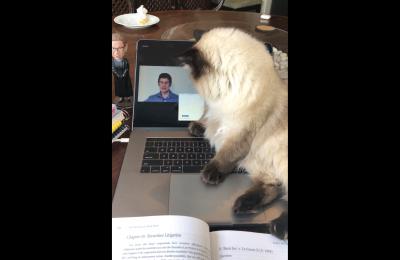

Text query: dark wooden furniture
(132, 0), (226, 11)
(112, 0), (133, 16)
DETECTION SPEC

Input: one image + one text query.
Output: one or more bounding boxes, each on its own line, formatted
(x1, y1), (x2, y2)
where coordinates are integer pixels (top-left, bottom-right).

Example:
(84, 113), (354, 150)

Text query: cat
(178, 28), (288, 240)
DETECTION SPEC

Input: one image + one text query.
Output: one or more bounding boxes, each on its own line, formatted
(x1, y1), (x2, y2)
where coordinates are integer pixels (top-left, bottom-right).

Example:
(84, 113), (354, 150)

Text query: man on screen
(145, 73), (179, 102)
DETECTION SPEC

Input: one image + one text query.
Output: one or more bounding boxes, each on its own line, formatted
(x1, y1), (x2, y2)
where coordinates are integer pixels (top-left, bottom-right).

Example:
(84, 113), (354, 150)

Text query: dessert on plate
(136, 5), (149, 25)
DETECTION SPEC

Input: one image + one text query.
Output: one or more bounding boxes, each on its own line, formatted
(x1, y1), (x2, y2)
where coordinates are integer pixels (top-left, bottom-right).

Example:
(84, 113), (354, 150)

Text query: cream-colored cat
(179, 28), (288, 239)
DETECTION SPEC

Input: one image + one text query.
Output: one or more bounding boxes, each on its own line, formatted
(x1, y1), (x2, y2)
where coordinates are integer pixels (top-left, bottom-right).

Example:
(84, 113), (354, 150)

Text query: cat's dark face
(177, 47), (210, 80)
(176, 29), (210, 80)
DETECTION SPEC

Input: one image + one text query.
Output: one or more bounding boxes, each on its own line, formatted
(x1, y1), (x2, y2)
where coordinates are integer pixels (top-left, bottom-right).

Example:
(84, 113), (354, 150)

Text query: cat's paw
(188, 121), (205, 137)
(201, 160), (226, 185)
(233, 192), (263, 214)
(269, 212), (288, 240)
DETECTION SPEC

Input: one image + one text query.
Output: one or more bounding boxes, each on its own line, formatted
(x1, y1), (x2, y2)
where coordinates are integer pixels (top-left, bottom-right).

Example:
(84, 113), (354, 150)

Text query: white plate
(114, 13), (160, 29)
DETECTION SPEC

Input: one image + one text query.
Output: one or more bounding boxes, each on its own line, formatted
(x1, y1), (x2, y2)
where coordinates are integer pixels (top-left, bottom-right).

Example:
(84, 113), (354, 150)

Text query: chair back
(112, 0), (133, 16)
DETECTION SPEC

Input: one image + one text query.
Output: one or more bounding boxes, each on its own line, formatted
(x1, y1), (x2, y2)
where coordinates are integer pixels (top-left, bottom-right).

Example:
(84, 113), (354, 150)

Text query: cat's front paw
(233, 192), (263, 214)
(201, 160), (226, 185)
(188, 121), (205, 137)
(269, 212), (288, 240)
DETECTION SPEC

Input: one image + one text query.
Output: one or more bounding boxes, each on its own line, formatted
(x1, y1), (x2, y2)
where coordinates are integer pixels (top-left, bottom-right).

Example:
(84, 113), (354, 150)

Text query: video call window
(137, 65), (198, 103)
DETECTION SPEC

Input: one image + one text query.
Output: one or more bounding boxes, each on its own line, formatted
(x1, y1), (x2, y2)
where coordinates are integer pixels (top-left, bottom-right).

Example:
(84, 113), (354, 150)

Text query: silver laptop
(112, 40), (274, 228)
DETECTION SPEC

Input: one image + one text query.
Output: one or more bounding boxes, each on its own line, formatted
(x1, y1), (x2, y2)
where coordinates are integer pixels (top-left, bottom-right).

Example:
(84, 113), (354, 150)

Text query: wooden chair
(179, 0), (224, 10)
(132, 0), (226, 11)
(112, 0), (133, 16)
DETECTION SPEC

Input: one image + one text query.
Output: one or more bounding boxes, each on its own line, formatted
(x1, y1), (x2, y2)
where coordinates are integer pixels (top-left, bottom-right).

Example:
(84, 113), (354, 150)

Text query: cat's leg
(233, 179), (283, 214)
(269, 209), (288, 240)
(201, 132), (251, 184)
(266, 195), (288, 239)
(234, 180), (288, 239)
(188, 106), (208, 137)
(188, 121), (206, 137)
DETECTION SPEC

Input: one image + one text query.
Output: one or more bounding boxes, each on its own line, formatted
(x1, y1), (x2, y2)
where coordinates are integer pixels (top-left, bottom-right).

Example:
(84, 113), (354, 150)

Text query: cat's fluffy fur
(179, 28), (288, 239)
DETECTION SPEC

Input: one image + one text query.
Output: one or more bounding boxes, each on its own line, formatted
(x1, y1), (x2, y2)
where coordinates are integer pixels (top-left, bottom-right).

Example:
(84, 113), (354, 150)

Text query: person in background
(145, 73), (178, 102)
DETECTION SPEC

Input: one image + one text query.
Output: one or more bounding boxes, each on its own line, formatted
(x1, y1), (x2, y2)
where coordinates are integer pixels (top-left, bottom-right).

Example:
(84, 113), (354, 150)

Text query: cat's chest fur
(203, 103), (240, 151)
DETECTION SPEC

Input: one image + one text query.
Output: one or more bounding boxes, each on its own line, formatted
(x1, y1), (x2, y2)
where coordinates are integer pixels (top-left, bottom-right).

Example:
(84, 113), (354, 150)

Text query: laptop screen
(134, 40), (203, 127)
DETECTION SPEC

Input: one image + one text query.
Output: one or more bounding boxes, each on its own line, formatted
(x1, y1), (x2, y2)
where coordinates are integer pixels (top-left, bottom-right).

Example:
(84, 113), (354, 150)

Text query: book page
(210, 231), (288, 260)
(112, 215), (211, 260)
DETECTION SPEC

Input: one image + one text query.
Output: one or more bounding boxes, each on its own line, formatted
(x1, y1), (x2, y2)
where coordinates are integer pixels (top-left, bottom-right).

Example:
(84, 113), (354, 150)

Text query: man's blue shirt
(145, 91), (179, 102)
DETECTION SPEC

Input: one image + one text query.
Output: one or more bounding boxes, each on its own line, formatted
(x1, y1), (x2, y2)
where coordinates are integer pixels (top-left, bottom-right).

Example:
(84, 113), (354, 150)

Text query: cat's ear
(177, 47), (208, 79)
(193, 29), (207, 42)
(177, 48), (199, 67)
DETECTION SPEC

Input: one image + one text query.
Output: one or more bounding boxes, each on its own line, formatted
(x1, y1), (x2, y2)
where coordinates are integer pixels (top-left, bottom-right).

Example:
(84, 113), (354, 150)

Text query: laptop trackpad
(169, 174), (268, 226)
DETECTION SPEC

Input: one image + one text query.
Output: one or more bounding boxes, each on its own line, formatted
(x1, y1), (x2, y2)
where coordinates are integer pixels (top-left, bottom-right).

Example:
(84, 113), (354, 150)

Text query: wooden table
(112, 10), (288, 199)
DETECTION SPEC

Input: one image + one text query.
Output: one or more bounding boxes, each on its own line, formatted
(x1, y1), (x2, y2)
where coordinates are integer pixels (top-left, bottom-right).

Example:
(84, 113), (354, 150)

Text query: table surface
(112, 10), (288, 199)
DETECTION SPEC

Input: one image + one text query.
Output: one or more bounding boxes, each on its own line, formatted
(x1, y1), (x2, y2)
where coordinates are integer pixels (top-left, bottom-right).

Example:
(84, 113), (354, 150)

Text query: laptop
(112, 39), (279, 228)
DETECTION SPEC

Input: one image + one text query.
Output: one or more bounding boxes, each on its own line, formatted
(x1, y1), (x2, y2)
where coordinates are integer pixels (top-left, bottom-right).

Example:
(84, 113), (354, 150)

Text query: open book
(113, 215), (287, 260)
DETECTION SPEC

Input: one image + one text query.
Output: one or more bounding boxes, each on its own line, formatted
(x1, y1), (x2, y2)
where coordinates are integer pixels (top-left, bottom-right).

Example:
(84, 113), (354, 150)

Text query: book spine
(112, 104), (117, 116)
(112, 125), (129, 142)
(112, 109), (121, 119)
(112, 120), (123, 134)
(112, 111), (125, 125)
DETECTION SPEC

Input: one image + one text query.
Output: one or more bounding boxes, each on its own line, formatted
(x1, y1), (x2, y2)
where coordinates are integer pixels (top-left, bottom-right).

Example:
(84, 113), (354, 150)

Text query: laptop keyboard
(140, 138), (248, 174)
